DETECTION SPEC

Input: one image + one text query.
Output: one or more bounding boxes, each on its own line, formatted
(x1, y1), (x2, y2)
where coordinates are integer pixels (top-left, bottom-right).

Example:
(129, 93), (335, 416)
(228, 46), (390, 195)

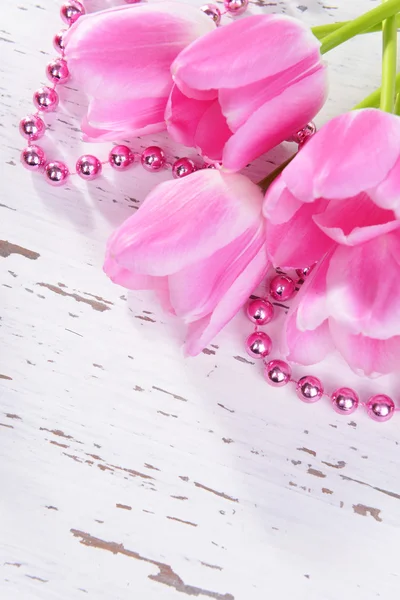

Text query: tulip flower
(104, 169), (269, 355)
(263, 109), (400, 376)
(167, 13), (328, 172)
(64, 2), (215, 141)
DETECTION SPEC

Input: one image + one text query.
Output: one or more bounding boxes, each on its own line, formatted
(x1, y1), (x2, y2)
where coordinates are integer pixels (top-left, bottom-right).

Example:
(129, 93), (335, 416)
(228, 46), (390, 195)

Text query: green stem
(352, 72), (400, 109)
(319, 0), (400, 54)
(312, 15), (400, 40)
(258, 156), (294, 192)
(395, 92), (400, 113)
(380, 2), (398, 112)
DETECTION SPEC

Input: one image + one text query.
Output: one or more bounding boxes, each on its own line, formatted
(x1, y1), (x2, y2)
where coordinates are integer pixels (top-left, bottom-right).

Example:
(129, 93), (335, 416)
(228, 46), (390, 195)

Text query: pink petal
(165, 85), (214, 147)
(171, 78), (218, 101)
(312, 192), (400, 246)
(282, 109), (400, 202)
(172, 14), (322, 91)
(65, 3), (215, 137)
(185, 245), (270, 355)
(295, 253), (331, 331)
(82, 96), (167, 142)
(326, 234), (400, 339)
(103, 254), (175, 314)
(107, 170), (265, 276)
(222, 66), (327, 172)
(219, 62), (325, 133)
(194, 101), (232, 162)
(284, 311), (334, 365)
(168, 225), (265, 322)
(329, 321), (400, 377)
(104, 252), (155, 290)
(370, 155), (400, 217)
(263, 176), (305, 225)
(265, 198), (332, 268)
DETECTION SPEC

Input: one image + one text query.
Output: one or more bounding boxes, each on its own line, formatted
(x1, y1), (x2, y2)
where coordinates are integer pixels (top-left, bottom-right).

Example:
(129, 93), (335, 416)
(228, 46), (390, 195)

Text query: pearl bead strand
(245, 269), (399, 423)
(19, 0), (250, 186)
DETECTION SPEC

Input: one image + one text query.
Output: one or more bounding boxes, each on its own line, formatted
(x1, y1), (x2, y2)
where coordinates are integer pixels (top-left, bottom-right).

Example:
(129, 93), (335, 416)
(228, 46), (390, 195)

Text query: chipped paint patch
(70, 529), (234, 599)
(297, 447), (316, 457)
(352, 504), (382, 522)
(0, 240), (40, 260)
(307, 468), (326, 479)
(194, 482), (238, 503)
(167, 516), (197, 527)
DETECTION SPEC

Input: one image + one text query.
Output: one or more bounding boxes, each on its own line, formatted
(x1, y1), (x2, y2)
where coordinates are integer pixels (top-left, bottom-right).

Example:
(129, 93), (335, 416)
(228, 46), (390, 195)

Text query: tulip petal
(219, 62), (324, 133)
(284, 312), (334, 365)
(369, 155), (400, 216)
(65, 2), (215, 139)
(104, 251), (176, 313)
(172, 14), (322, 91)
(263, 176), (304, 225)
(295, 254), (330, 331)
(168, 225), (264, 321)
(185, 245), (270, 355)
(282, 109), (400, 202)
(312, 192), (400, 246)
(194, 101), (232, 162)
(82, 96), (168, 141)
(265, 198), (332, 268)
(326, 234), (400, 338)
(329, 321), (400, 377)
(107, 170), (265, 276)
(165, 85), (214, 147)
(222, 66), (328, 172)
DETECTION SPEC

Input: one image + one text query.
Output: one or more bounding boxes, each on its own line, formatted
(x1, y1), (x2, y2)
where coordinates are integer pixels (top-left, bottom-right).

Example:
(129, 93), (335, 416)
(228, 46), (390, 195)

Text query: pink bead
(44, 161), (69, 186)
(47, 58), (70, 84)
(60, 1), (85, 26)
(264, 360), (291, 387)
(53, 29), (68, 54)
(76, 155), (102, 180)
(200, 4), (222, 25)
(21, 145), (46, 172)
(287, 122), (316, 144)
(296, 375), (323, 403)
(141, 146), (166, 172)
(366, 394), (395, 422)
(109, 145), (134, 170)
(172, 157), (196, 179)
(269, 274), (296, 302)
(295, 265), (314, 280)
(223, 0), (248, 15)
(331, 387), (359, 415)
(246, 298), (274, 325)
(33, 87), (59, 112)
(245, 332), (272, 359)
(19, 115), (45, 141)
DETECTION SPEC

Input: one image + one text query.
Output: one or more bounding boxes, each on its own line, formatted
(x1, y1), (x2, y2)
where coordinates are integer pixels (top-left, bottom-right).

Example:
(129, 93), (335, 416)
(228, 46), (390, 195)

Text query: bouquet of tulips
(64, 0), (400, 379)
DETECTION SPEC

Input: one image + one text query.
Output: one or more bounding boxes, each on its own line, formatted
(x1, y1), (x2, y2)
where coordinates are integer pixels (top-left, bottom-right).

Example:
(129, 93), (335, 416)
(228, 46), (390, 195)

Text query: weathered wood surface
(1, 1), (399, 599)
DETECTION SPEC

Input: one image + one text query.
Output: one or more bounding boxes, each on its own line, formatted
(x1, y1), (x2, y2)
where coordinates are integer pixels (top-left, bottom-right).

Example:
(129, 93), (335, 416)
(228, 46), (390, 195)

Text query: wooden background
(1, 1), (400, 599)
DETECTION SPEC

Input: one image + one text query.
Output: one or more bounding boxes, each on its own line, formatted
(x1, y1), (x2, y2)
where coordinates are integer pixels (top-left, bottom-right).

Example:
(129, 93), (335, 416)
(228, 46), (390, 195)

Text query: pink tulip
(64, 2), (215, 141)
(104, 170), (269, 355)
(263, 109), (400, 376)
(167, 14), (328, 172)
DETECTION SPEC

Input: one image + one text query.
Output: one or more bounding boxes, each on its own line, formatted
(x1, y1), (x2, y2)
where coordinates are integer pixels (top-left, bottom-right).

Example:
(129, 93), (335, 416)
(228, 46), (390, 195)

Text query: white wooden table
(1, 1), (400, 599)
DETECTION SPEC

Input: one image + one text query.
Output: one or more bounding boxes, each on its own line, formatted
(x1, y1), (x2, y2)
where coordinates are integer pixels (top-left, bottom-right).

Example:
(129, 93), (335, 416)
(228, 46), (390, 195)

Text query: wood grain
(1, 1), (399, 599)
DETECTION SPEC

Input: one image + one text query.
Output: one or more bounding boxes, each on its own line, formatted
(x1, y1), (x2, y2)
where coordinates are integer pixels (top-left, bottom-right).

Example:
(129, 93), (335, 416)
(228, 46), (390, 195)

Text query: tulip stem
(380, 2), (398, 112)
(395, 92), (400, 113)
(352, 71), (400, 109)
(257, 156), (295, 192)
(312, 15), (400, 40)
(319, 0), (400, 54)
